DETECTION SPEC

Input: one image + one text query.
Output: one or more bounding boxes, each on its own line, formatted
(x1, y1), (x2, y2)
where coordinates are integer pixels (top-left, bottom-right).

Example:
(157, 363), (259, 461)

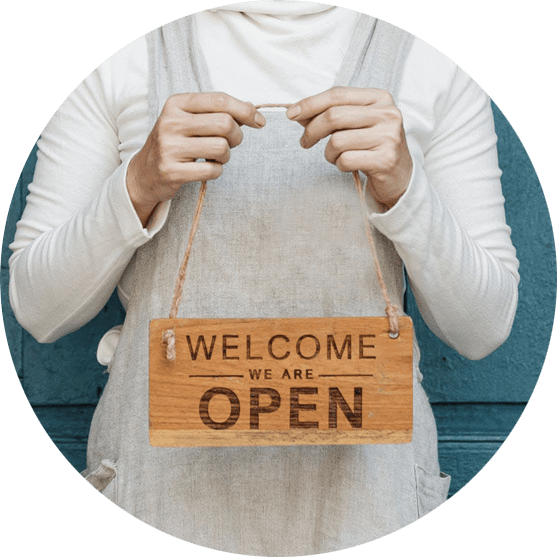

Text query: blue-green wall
(1, 102), (555, 497)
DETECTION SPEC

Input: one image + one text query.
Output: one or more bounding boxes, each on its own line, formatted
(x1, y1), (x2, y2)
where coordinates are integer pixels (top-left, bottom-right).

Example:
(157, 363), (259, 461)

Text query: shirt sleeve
(368, 62), (520, 360)
(8, 42), (169, 343)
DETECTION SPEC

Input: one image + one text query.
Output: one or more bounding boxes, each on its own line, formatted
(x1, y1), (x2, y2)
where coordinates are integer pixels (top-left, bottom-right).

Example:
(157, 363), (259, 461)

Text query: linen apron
(83, 14), (451, 556)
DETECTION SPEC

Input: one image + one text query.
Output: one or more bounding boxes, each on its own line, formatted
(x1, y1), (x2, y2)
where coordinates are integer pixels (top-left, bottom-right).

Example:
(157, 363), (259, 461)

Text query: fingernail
(300, 135), (308, 149)
(286, 105), (301, 119)
(255, 112), (266, 127)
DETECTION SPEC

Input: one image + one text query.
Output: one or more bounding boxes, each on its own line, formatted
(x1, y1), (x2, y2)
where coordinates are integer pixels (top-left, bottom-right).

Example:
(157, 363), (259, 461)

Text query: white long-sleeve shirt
(8, 3), (519, 361)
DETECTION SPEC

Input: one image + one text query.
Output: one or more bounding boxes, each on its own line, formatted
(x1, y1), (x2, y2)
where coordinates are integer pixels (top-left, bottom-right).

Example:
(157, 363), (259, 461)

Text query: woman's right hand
(126, 92), (266, 226)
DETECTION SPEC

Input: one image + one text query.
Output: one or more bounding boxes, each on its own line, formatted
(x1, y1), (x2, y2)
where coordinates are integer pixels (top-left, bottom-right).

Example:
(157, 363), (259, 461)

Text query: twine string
(163, 181), (207, 360)
(351, 170), (399, 337)
(163, 103), (399, 360)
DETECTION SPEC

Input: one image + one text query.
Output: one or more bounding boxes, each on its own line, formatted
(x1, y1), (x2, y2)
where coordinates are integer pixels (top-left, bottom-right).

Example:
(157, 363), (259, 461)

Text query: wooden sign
(149, 316), (413, 447)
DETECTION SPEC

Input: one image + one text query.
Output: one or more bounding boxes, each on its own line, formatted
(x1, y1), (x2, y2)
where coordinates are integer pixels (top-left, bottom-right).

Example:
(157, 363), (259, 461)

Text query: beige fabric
(83, 13), (450, 556)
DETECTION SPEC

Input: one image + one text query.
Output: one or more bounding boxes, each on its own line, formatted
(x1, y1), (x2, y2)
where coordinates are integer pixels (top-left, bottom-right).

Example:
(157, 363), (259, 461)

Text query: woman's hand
(286, 87), (412, 210)
(127, 92), (266, 226)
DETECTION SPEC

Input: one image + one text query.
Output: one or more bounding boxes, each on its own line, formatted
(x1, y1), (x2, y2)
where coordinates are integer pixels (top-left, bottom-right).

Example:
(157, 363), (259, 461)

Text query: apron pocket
(415, 464), (451, 518)
(83, 459), (117, 500)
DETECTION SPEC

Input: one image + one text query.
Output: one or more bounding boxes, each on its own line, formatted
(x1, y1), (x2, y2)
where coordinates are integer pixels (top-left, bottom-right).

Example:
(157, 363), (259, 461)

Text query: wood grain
(149, 316), (413, 446)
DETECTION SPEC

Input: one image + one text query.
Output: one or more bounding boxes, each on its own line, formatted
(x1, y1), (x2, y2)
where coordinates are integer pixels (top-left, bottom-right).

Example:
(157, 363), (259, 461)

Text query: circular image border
(2, 0), (557, 554)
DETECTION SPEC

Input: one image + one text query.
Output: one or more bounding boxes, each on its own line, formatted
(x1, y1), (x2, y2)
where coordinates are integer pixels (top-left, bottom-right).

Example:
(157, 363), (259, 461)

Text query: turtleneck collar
(209, 1), (334, 16)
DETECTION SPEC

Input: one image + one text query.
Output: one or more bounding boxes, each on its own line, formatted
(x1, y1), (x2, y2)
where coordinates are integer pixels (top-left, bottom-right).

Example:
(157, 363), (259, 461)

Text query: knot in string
(386, 304), (400, 338)
(162, 328), (176, 361)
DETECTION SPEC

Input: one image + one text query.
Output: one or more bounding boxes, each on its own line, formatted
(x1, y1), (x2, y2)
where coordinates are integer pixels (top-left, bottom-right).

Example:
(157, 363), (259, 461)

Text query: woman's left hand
(286, 87), (412, 210)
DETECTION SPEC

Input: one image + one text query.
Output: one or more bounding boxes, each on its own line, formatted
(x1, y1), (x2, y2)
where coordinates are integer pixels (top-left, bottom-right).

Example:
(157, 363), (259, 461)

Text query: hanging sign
(149, 315), (413, 447)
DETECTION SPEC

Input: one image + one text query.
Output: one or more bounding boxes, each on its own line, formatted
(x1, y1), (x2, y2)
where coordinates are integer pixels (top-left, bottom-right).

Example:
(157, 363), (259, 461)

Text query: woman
(9, 2), (519, 555)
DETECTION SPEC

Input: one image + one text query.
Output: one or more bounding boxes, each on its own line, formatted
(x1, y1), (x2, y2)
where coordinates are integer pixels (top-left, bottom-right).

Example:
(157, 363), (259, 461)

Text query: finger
(324, 128), (384, 164)
(161, 161), (224, 191)
(155, 136), (231, 166)
(167, 92), (266, 129)
(286, 87), (392, 122)
(179, 160), (224, 182)
(334, 148), (396, 175)
(182, 113), (244, 148)
(175, 137), (231, 164)
(301, 105), (387, 149)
